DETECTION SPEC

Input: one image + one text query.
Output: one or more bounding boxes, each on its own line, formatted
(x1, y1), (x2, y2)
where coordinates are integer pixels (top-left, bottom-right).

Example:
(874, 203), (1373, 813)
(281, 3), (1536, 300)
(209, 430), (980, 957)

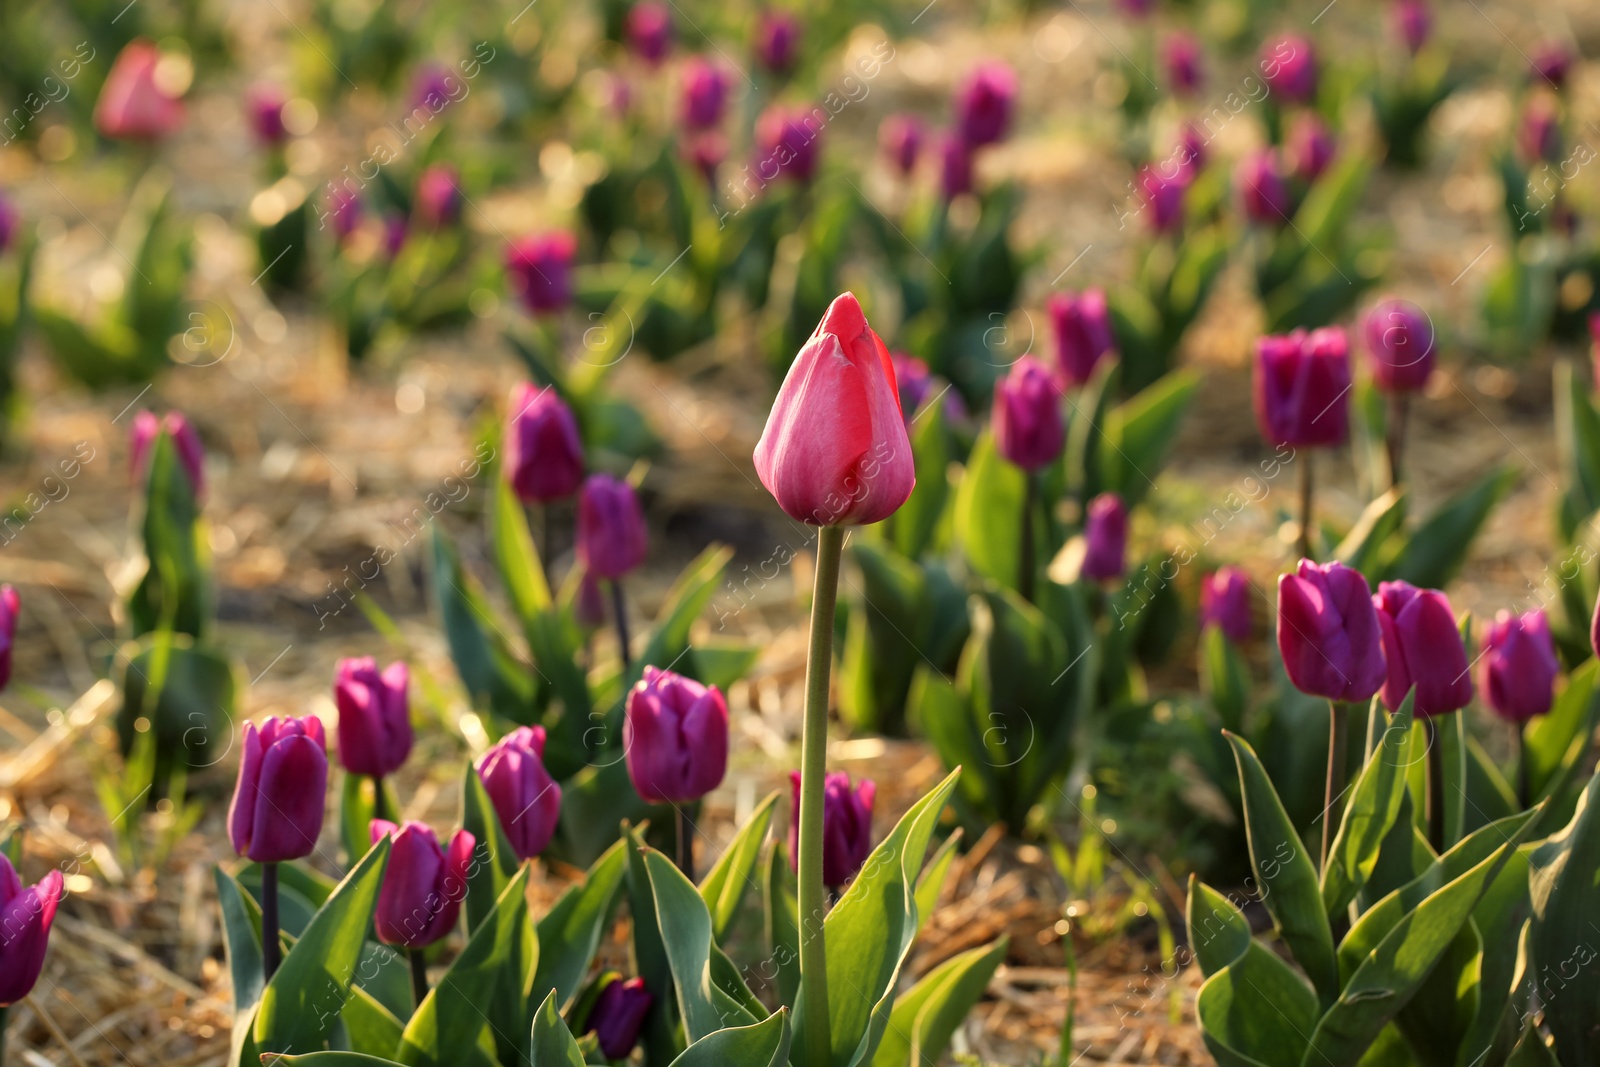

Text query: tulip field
(6, 0), (1600, 1064)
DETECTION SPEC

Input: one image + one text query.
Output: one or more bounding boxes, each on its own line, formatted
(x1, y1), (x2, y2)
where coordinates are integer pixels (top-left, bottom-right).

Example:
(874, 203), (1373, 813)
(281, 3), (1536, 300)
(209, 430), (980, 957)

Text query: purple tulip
(1362, 298), (1435, 393)
(333, 658), (412, 779)
(1518, 97), (1562, 165)
(1373, 581), (1473, 716)
(1254, 327), (1352, 448)
(753, 10), (800, 74)
(1529, 41), (1573, 89)
(891, 352), (931, 421)
(0, 193), (17, 254)
(1200, 567), (1252, 643)
(624, 666), (729, 804)
(993, 356), (1064, 472)
(626, 1), (673, 65)
(788, 770), (875, 889)
(326, 186), (363, 241)
(1392, 0), (1431, 55)
(954, 62), (1016, 148)
(754, 106), (822, 185)
(578, 474), (648, 580)
(1261, 34), (1317, 104)
(130, 410), (205, 500)
(1163, 33), (1203, 95)
(1276, 560), (1387, 704)
(1235, 150), (1292, 224)
(938, 134), (974, 200)
(505, 384), (585, 504)
(383, 214), (408, 258)
(680, 56), (729, 129)
(412, 64), (458, 112)
(1047, 288), (1115, 388)
(1288, 113), (1337, 183)
(505, 232), (576, 314)
(245, 83), (288, 146)
(1138, 164), (1185, 234)
(1175, 122), (1208, 177)
(879, 115), (924, 176)
(414, 165), (461, 229)
(0, 585), (16, 692)
(0, 855), (63, 1006)
(476, 726), (562, 860)
(228, 716), (329, 863)
(587, 977), (654, 1059)
(1480, 610), (1559, 723)
(1081, 493), (1128, 582)
(576, 568), (607, 631)
(369, 820), (475, 948)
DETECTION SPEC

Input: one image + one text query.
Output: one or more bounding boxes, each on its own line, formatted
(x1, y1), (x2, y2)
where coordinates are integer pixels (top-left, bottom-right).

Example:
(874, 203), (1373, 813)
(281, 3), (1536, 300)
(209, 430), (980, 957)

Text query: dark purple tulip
(334, 657), (412, 779)
(679, 56), (729, 130)
(1373, 581), (1472, 716)
(505, 384), (585, 504)
(788, 770), (875, 889)
(411, 64), (458, 112)
(993, 356), (1064, 472)
(0, 855), (63, 1006)
(130, 409), (205, 499)
(954, 62), (1016, 148)
(0, 584), (17, 693)
(228, 716), (329, 863)
(1261, 34), (1317, 104)
(1288, 112), (1337, 183)
(245, 83), (288, 146)
(1176, 122), (1208, 177)
(326, 186), (363, 241)
(879, 114), (924, 176)
(891, 352), (932, 421)
(1048, 289), (1115, 388)
(754, 106), (821, 184)
(1518, 97), (1562, 165)
(476, 726), (562, 860)
(369, 820), (474, 948)
(505, 232), (576, 314)
(626, 1), (673, 65)
(624, 666), (729, 804)
(1138, 164), (1185, 234)
(1392, 0), (1431, 55)
(1480, 610), (1559, 723)
(578, 474), (648, 580)
(1235, 150), (1292, 225)
(383, 214), (408, 258)
(753, 10), (800, 74)
(1362, 298), (1435, 393)
(1163, 32), (1204, 95)
(1529, 40), (1573, 89)
(1200, 567), (1252, 643)
(1254, 327), (1351, 447)
(1276, 560), (1387, 704)
(0, 193), (17, 254)
(414, 164), (461, 229)
(1081, 493), (1128, 582)
(938, 134), (974, 200)
(587, 977), (653, 1059)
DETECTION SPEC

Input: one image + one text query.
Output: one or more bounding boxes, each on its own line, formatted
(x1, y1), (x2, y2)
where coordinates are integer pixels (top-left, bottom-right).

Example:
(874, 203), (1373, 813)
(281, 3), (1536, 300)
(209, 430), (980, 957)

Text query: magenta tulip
(680, 56), (729, 130)
(130, 410), (205, 500)
(1288, 113), (1337, 183)
(0, 855), (63, 1006)
(1048, 289), (1115, 388)
(94, 39), (184, 140)
(993, 357), (1064, 472)
(754, 106), (822, 184)
(938, 134), (974, 200)
(788, 770), (874, 889)
(1373, 581), (1473, 716)
(505, 232), (576, 314)
(879, 114), (923, 176)
(1480, 610), (1559, 723)
(1392, 0), (1431, 54)
(245, 83), (289, 146)
(1254, 327), (1352, 448)
(0, 194), (17, 255)
(411, 64), (457, 112)
(369, 820), (474, 948)
(626, 1), (673, 64)
(753, 10), (800, 73)
(505, 384), (585, 504)
(1261, 34), (1317, 104)
(587, 977), (654, 1059)
(1362, 299), (1435, 393)
(476, 726), (562, 860)
(334, 658), (412, 779)
(1200, 567), (1252, 643)
(954, 62), (1016, 148)
(1529, 41), (1573, 89)
(1082, 494), (1128, 582)
(414, 165), (462, 229)
(1236, 150), (1292, 224)
(1138, 164), (1185, 234)
(578, 474), (648, 580)
(576, 568), (607, 631)
(1518, 97), (1562, 165)
(228, 716), (329, 863)
(624, 666), (729, 804)
(1277, 560), (1387, 704)
(1163, 33), (1203, 95)
(0, 584), (18, 693)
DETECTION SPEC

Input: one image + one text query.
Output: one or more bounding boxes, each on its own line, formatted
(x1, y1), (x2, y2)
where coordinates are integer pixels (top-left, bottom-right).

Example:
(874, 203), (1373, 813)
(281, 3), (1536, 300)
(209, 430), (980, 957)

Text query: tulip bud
(1200, 567), (1252, 643)
(0, 193), (17, 255)
(1138, 164), (1185, 234)
(1362, 298), (1435, 394)
(576, 568), (607, 631)
(938, 134), (974, 201)
(879, 114), (923, 176)
(1177, 124), (1208, 177)
(411, 64), (458, 112)
(1162, 32), (1203, 95)
(245, 83), (289, 147)
(1392, 0), (1431, 55)
(505, 384), (585, 504)
(334, 658), (412, 778)
(1517, 97), (1562, 165)
(414, 165), (462, 229)
(1254, 327), (1352, 447)
(505, 232), (577, 315)
(1261, 34), (1317, 104)
(626, 1), (673, 65)
(1276, 560), (1387, 704)
(228, 716), (329, 863)
(0, 855), (63, 1006)
(1288, 112), (1337, 183)
(1047, 289), (1115, 388)
(94, 39), (185, 141)
(326, 186), (364, 242)
(954, 62), (1016, 148)
(578, 474), (649, 579)
(1480, 610), (1559, 723)
(586, 977), (654, 1059)
(754, 106), (822, 185)
(1373, 581), (1472, 716)
(788, 770), (875, 889)
(680, 56), (729, 130)
(130, 410), (205, 500)
(1529, 40), (1573, 89)
(1235, 150), (1292, 225)
(383, 214), (408, 258)
(753, 11), (800, 74)
(754, 292), (915, 526)
(625, 666), (729, 804)
(1081, 494), (1128, 582)
(476, 726), (562, 860)
(369, 820), (475, 948)
(993, 357), (1064, 472)
(0, 584), (18, 693)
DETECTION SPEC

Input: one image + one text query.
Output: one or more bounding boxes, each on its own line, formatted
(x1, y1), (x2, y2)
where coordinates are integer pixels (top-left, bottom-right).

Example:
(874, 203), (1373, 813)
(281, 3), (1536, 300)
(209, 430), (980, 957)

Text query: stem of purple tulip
(611, 580), (632, 672)
(1019, 473), (1037, 604)
(371, 776), (389, 823)
(1386, 393), (1409, 489)
(1514, 727), (1528, 810)
(262, 862), (281, 981)
(1298, 449), (1315, 561)
(675, 806), (695, 882)
(798, 523), (844, 1067)
(409, 949), (429, 1010)
(1425, 718), (1445, 852)
(1321, 701), (1347, 871)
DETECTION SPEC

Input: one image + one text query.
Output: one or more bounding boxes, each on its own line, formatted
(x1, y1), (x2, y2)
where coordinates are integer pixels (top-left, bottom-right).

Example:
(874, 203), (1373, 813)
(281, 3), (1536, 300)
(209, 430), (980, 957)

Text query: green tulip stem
(1321, 701), (1347, 872)
(1425, 718), (1445, 852)
(675, 806), (696, 883)
(371, 776), (389, 824)
(1386, 393), (1409, 489)
(409, 948), (430, 1010)
(798, 523), (844, 1067)
(1019, 473), (1037, 604)
(262, 862), (282, 981)
(1514, 727), (1529, 810)
(542, 503), (555, 567)
(611, 579), (632, 672)
(1298, 449), (1315, 561)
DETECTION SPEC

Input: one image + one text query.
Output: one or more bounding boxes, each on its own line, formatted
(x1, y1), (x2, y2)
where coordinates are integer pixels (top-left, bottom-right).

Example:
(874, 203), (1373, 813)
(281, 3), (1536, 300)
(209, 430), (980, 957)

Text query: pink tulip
(333, 658), (412, 778)
(954, 62), (1016, 148)
(94, 39), (184, 141)
(993, 356), (1064, 472)
(228, 716), (329, 863)
(0, 855), (63, 1006)
(1200, 567), (1253, 643)
(369, 820), (474, 948)
(1480, 610), (1559, 723)
(476, 726), (562, 860)
(624, 666), (729, 804)
(787, 771), (874, 889)
(1047, 289), (1115, 388)
(879, 114), (924, 176)
(505, 232), (577, 314)
(1277, 560), (1387, 704)
(1082, 494), (1128, 582)
(130, 410), (205, 500)
(505, 384), (585, 504)
(1373, 581), (1473, 716)
(578, 474), (649, 580)
(0, 584), (16, 692)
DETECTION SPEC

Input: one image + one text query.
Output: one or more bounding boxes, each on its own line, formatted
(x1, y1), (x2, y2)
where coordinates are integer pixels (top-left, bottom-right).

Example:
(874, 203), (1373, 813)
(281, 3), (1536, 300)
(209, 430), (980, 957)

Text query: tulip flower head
(414, 164), (462, 229)
(326, 186), (364, 242)
(1235, 150), (1292, 225)
(334, 658), (412, 778)
(938, 134), (975, 200)
(1518, 96), (1562, 165)
(1362, 298), (1435, 394)
(1081, 493), (1128, 582)
(1254, 327), (1352, 448)
(1138, 164), (1185, 234)
(1373, 581), (1473, 716)
(0, 584), (18, 693)
(1392, 0), (1431, 55)
(505, 232), (577, 315)
(476, 726), (562, 860)
(754, 293), (915, 526)
(1047, 289), (1115, 388)
(578, 474), (649, 580)
(1261, 34), (1317, 104)
(0, 854), (63, 1006)
(1529, 40), (1573, 89)
(245, 83), (289, 146)
(1163, 33), (1203, 95)
(1288, 113), (1337, 183)
(1175, 123), (1208, 178)
(505, 384), (585, 504)
(624, 666), (729, 804)
(879, 114), (924, 176)
(130, 410), (205, 500)
(1276, 560), (1387, 704)
(753, 10), (800, 73)
(587, 977), (654, 1059)
(954, 61), (1017, 148)
(754, 106), (822, 185)
(993, 356), (1065, 472)
(626, 1), (673, 65)
(891, 352), (933, 421)
(94, 39), (185, 140)
(788, 770), (875, 889)
(1480, 610), (1559, 723)
(680, 56), (730, 129)
(683, 130), (729, 184)
(228, 716), (329, 863)
(0, 193), (17, 255)
(411, 64), (459, 112)
(369, 820), (474, 948)
(1200, 567), (1253, 643)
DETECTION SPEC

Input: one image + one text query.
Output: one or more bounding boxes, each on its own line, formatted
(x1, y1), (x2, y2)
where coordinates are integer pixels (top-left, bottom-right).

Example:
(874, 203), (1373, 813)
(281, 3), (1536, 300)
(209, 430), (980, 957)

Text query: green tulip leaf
(953, 429), (1026, 589)
(698, 791), (779, 943)
(1333, 488), (1408, 580)
(914, 829), (962, 940)
(459, 758), (523, 934)
(1382, 466), (1517, 590)
(530, 989), (588, 1067)
(1196, 939), (1321, 1067)
(870, 938), (1007, 1067)
(1186, 877), (1253, 979)
(667, 1008), (790, 1067)
(1527, 773), (1600, 1067)
(1322, 695), (1415, 919)
(533, 836), (629, 1011)
(643, 848), (758, 1042)
(763, 837), (802, 1010)
(489, 471), (552, 630)
(1100, 369), (1199, 508)
(342, 985), (405, 1058)
(429, 527), (535, 723)
(215, 867), (265, 1067)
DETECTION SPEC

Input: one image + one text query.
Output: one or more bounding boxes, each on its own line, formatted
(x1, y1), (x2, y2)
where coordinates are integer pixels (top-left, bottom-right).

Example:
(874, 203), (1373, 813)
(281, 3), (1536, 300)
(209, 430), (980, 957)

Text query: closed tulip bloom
(1175, 123), (1208, 179)
(0, 584), (17, 692)
(334, 658), (412, 778)
(1048, 289), (1115, 388)
(1480, 610), (1559, 723)
(228, 716), (329, 863)
(576, 568), (607, 631)
(369, 820), (475, 948)
(505, 232), (577, 314)
(1081, 494), (1128, 581)
(954, 62), (1017, 148)
(938, 134), (974, 200)
(680, 56), (729, 129)
(1288, 113), (1337, 183)
(476, 726), (562, 860)
(414, 165), (461, 229)
(1138, 164), (1185, 234)
(1392, 0), (1431, 55)
(788, 771), (875, 888)
(879, 114), (923, 176)
(1518, 97), (1562, 165)
(587, 977), (654, 1059)
(1277, 560), (1387, 703)
(0, 194), (17, 255)
(753, 10), (800, 74)
(130, 409), (205, 499)
(754, 292), (915, 526)
(754, 106), (822, 184)
(1200, 567), (1252, 643)
(993, 357), (1064, 472)
(411, 64), (457, 112)
(1236, 150), (1292, 224)
(1529, 41), (1573, 89)
(245, 83), (289, 146)
(625, 666), (729, 804)
(578, 474), (649, 579)
(1261, 34), (1317, 104)
(626, 1), (673, 65)
(505, 384), (585, 504)
(94, 39), (184, 140)
(326, 186), (363, 241)
(1362, 298), (1435, 393)
(1254, 327), (1352, 447)
(891, 352), (932, 421)
(1163, 32), (1203, 95)
(1373, 581), (1473, 716)
(0, 855), (63, 1006)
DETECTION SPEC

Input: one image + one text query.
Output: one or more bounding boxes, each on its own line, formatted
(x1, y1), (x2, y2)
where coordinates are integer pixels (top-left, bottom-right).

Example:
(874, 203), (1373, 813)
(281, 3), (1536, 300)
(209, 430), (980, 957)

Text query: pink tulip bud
(1082, 494), (1128, 581)
(1277, 560), (1387, 704)
(505, 384), (585, 504)
(879, 114), (923, 177)
(754, 106), (822, 185)
(1047, 288), (1115, 388)
(1261, 34), (1317, 104)
(505, 232), (577, 315)
(624, 666), (729, 804)
(1163, 33), (1204, 95)
(414, 165), (462, 229)
(1200, 567), (1253, 643)
(1529, 40), (1573, 89)
(578, 474), (648, 579)
(788, 770), (875, 888)
(1138, 164), (1185, 234)
(587, 977), (654, 1059)
(130, 410), (205, 500)
(369, 820), (475, 948)
(1254, 327), (1352, 447)
(245, 83), (289, 146)
(1392, 0), (1431, 55)
(476, 726), (562, 860)
(1362, 298), (1435, 393)
(938, 134), (974, 200)
(993, 356), (1064, 472)
(383, 214), (408, 258)
(0, 855), (63, 1006)
(334, 658), (412, 778)
(682, 130), (728, 185)
(1288, 112), (1337, 183)
(680, 56), (730, 130)
(94, 39), (184, 141)
(626, 2), (673, 65)
(1480, 610), (1559, 723)
(1373, 581), (1473, 716)
(754, 292), (915, 526)
(412, 64), (459, 112)
(326, 186), (364, 241)
(1176, 123), (1208, 177)
(0, 584), (17, 693)
(954, 62), (1016, 148)
(228, 716), (329, 863)
(753, 11), (800, 74)
(1235, 150), (1292, 225)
